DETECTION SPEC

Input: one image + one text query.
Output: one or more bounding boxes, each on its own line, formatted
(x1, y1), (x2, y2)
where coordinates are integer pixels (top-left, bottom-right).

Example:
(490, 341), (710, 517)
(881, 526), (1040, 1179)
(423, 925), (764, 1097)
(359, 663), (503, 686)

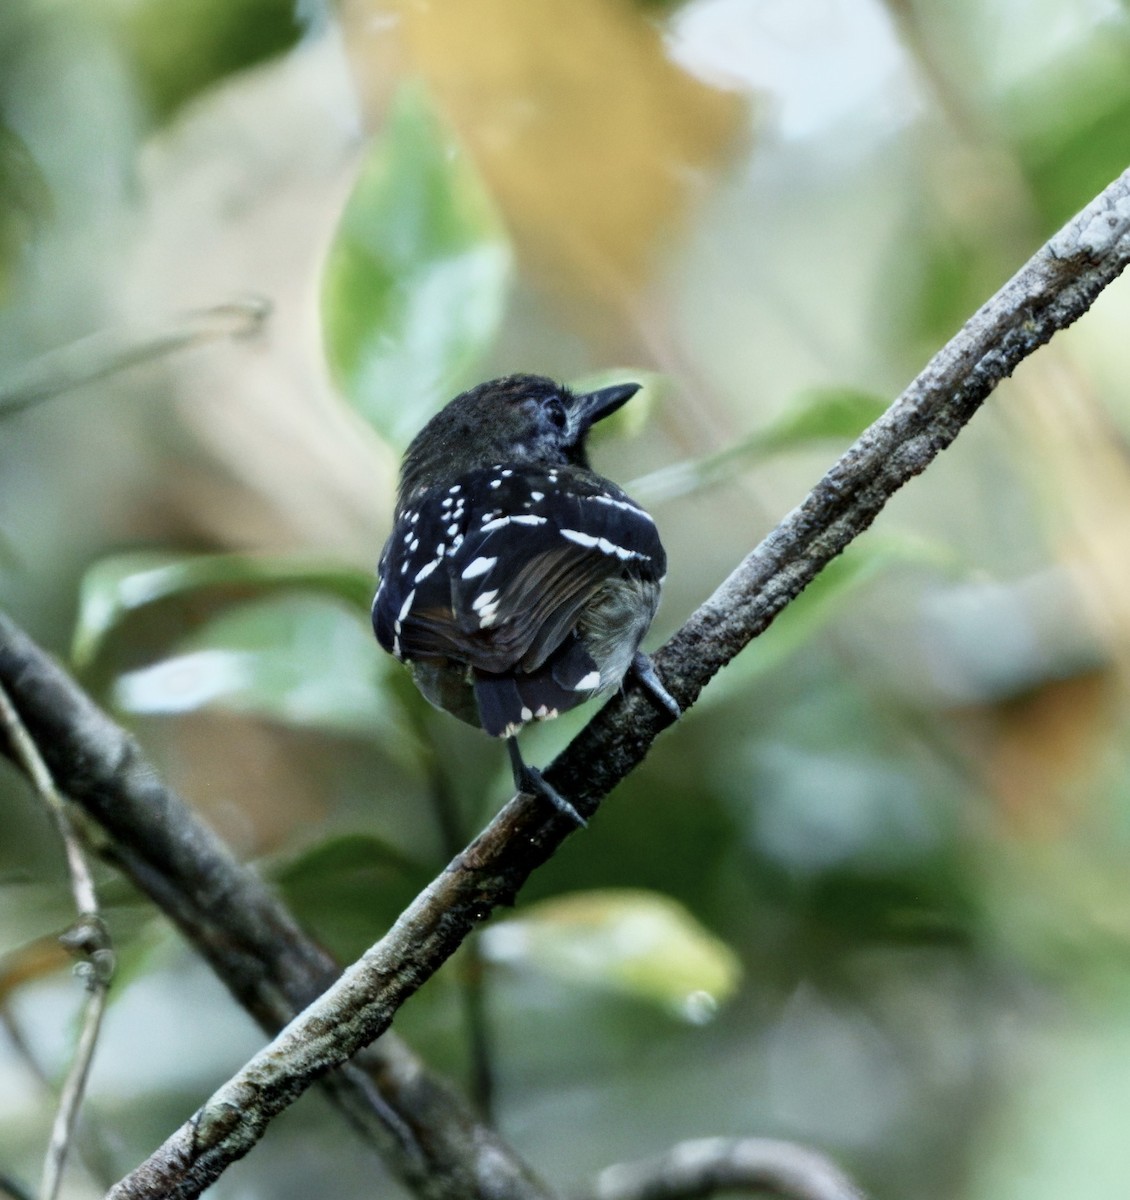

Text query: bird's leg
(631, 652), (681, 720)
(506, 737), (587, 827)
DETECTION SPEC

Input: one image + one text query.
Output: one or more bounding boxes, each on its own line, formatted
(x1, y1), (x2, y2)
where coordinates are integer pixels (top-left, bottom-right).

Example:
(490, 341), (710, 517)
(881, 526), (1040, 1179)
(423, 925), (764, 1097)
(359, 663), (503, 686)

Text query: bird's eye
(545, 398), (567, 429)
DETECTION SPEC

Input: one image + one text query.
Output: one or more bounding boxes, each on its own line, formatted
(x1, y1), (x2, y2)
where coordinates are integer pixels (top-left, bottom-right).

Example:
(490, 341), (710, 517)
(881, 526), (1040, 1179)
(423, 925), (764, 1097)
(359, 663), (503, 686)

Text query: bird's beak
(569, 382), (641, 437)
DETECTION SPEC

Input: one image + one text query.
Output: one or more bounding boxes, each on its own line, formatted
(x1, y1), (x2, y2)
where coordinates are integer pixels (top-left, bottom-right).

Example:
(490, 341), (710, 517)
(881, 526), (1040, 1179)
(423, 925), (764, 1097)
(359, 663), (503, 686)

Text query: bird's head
(397, 374), (640, 505)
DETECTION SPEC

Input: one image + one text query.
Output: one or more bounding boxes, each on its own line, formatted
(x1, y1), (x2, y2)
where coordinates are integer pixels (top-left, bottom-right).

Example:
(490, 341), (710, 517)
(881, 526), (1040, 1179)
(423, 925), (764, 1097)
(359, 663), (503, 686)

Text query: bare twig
(0, 1000), (118, 1192)
(579, 1137), (865, 1200)
(0, 683), (115, 1200)
(0, 298), (270, 419)
(90, 168), (1130, 1197)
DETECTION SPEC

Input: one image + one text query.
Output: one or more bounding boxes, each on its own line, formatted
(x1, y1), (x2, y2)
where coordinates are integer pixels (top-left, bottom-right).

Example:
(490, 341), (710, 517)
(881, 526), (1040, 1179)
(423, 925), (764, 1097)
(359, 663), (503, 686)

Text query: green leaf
(271, 833), (433, 961)
(481, 888), (741, 1022)
(322, 83), (513, 447)
(630, 385), (888, 505)
(696, 535), (954, 709)
(111, 593), (404, 741)
(1003, 26), (1130, 230)
(568, 369), (666, 442)
(0, 121), (51, 300)
(73, 551), (374, 669)
(104, 0), (309, 122)
(755, 386), (889, 453)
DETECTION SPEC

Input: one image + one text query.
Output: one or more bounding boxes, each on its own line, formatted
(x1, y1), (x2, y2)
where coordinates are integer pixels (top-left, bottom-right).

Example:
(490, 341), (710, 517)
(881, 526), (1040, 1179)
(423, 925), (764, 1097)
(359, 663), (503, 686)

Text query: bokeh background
(4, 1), (1130, 1197)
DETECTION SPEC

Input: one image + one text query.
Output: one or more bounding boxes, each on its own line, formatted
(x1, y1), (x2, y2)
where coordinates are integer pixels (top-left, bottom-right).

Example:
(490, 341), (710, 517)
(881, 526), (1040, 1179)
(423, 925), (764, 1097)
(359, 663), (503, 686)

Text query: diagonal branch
(89, 168), (1130, 1196)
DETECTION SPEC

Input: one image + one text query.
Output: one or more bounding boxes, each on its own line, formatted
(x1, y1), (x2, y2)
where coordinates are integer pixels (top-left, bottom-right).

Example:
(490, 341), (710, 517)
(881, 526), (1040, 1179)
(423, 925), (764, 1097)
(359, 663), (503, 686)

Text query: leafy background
(4, 1), (1130, 1197)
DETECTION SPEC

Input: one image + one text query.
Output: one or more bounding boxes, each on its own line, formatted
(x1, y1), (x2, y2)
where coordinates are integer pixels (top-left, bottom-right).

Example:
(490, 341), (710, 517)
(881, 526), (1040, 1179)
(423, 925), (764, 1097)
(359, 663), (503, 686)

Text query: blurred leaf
(111, 594), (404, 742)
(570, 369), (665, 443)
(756, 386), (889, 453)
(271, 833), (432, 961)
(481, 888), (741, 1022)
(103, 0), (310, 122)
(1004, 26), (1130, 230)
(631, 386), (888, 505)
(73, 551), (373, 669)
(375, 0), (746, 301)
(0, 933), (70, 1002)
(696, 536), (952, 710)
(0, 120), (51, 300)
(322, 83), (512, 446)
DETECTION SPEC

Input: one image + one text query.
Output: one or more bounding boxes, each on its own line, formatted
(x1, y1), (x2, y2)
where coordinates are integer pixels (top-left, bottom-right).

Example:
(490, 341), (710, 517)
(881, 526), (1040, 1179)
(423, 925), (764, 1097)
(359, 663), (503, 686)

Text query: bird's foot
(507, 738), (586, 827)
(631, 652), (681, 720)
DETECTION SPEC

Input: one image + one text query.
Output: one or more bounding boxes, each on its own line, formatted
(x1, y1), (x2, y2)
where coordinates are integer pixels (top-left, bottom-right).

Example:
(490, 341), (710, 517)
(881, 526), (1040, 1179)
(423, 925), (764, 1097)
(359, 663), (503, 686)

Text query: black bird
(372, 373), (678, 824)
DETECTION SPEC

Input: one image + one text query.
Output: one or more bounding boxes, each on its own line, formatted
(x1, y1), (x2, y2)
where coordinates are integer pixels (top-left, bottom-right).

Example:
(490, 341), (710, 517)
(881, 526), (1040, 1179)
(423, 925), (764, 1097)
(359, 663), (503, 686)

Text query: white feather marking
(560, 528), (599, 549)
(461, 556), (496, 579)
(560, 529), (641, 560)
(574, 670), (601, 690)
(471, 589), (499, 612)
(414, 559), (440, 583)
(509, 514), (546, 526)
(398, 589), (416, 622)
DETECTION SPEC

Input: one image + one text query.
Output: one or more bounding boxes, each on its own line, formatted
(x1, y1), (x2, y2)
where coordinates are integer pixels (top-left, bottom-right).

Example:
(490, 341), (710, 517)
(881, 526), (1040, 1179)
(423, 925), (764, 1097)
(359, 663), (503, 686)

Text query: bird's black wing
(373, 466), (664, 681)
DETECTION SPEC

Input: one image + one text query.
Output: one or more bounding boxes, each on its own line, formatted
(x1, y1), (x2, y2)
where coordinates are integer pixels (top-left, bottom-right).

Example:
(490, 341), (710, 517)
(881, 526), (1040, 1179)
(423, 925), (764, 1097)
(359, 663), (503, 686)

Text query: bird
(372, 373), (678, 824)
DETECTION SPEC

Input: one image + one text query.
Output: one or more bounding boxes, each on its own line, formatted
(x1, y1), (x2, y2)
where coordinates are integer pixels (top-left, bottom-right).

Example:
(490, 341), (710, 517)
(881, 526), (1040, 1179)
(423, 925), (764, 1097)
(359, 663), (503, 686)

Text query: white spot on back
(560, 529), (641, 560)
(461, 556), (497, 580)
(398, 589), (416, 622)
(414, 559), (440, 583)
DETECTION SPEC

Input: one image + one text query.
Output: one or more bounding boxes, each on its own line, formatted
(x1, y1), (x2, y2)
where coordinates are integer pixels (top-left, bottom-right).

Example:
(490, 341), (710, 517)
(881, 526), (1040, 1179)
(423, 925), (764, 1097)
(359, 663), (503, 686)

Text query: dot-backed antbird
(372, 374), (679, 824)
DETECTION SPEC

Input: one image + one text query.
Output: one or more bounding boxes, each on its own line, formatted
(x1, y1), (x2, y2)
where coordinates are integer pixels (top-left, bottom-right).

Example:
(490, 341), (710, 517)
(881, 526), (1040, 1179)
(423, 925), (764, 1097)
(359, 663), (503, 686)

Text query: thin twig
(92, 167), (1130, 1198)
(0, 297), (270, 419)
(578, 1137), (865, 1200)
(0, 1001), (118, 1193)
(0, 683), (115, 1200)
